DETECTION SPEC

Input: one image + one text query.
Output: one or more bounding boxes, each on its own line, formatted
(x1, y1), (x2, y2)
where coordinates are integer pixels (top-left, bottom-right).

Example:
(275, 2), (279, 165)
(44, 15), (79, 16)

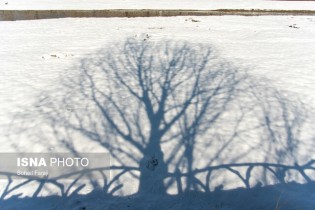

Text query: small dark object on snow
(146, 156), (158, 171)
(143, 34), (150, 41)
(5, 2), (8, 5)
(185, 18), (200, 22)
(289, 24), (300, 29)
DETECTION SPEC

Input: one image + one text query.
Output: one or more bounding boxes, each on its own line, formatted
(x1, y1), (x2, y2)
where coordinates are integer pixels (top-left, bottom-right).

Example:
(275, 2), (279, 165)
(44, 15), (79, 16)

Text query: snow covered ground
(1, 0), (315, 10)
(1, 15), (315, 209)
(1, 16), (315, 144)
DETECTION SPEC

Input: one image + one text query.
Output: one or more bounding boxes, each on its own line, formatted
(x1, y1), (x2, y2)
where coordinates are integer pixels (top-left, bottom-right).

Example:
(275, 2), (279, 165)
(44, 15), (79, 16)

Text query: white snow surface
(1, 16), (315, 151)
(1, 0), (315, 10)
(1, 16), (315, 209)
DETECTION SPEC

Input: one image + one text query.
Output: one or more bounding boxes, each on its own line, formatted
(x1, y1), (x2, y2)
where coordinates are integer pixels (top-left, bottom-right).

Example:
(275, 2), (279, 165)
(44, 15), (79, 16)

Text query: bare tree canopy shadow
(2, 38), (315, 209)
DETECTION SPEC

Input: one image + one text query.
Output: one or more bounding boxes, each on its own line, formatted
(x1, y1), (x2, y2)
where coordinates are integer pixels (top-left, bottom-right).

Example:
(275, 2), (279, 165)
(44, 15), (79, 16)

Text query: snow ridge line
(1, 9), (315, 21)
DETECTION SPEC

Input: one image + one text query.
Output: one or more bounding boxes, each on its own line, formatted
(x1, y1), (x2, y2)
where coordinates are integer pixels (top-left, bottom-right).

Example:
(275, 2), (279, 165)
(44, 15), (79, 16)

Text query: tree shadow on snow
(1, 38), (315, 210)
